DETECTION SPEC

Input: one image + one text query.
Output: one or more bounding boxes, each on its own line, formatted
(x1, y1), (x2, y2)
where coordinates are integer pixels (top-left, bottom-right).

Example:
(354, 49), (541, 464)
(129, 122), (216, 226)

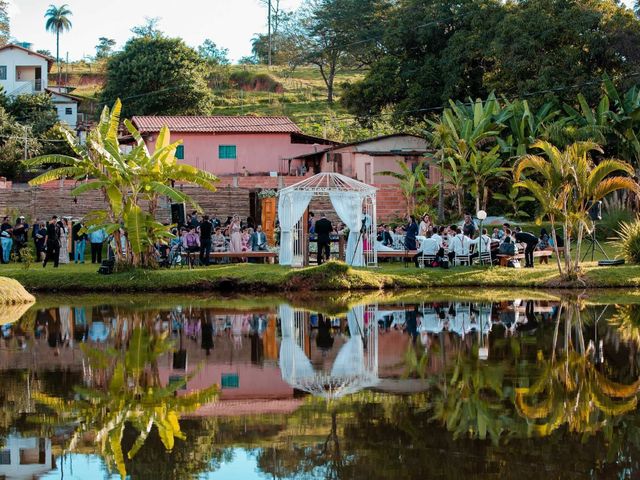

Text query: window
(221, 373), (239, 388)
(218, 145), (237, 160)
(65, 107), (73, 115)
(175, 145), (184, 160)
(0, 66), (6, 80)
(0, 450), (10, 465)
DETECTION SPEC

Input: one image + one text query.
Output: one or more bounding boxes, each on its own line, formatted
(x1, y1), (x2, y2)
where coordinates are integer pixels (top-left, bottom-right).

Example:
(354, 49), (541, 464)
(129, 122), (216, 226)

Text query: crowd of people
(377, 213), (557, 268)
(162, 211), (271, 266)
(1, 215), (108, 268)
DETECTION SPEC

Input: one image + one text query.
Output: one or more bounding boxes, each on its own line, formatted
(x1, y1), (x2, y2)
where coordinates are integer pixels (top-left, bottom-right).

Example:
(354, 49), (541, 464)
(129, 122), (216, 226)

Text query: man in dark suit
(314, 213), (333, 265)
(199, 215), (213, 266)
(250, 225), (268, 251)
(514, 226), (539, 268)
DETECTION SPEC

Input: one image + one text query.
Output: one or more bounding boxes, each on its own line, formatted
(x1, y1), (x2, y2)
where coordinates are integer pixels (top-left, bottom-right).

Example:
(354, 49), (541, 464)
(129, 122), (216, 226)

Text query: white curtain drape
(329, 191), (363, 266)
(278, 191), (313, 266)
(278, 304), (314, 384)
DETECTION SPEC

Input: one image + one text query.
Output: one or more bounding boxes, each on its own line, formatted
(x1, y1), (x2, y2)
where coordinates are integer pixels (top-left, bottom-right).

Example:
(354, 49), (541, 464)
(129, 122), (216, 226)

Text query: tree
(197, 39), (229, 65)
(44, 4), (72, 86)
(95, 37), (116, 59)
(377, 159), (435, 215)
(515, 141), (639, 279)
(25, 100), (219, 268)
(130, 16), (162, 38)
(36, 49), (52, 56)
(0, 0), (9, 46)
(6, 93), (58, 136)
(101, 36), (212, 117)
(287, 0), (388, 103)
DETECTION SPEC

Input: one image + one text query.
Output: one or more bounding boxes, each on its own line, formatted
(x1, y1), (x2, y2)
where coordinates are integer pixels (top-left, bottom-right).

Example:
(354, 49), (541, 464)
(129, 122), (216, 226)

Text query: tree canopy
(341, 0), (640, 124)
(101, 36), (212, 117)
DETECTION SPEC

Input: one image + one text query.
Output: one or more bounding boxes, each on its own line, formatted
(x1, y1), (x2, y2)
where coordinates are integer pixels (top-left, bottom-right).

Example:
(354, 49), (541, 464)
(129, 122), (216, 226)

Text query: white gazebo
(277, 172), (377, 267)
(278, 304), (379, 400)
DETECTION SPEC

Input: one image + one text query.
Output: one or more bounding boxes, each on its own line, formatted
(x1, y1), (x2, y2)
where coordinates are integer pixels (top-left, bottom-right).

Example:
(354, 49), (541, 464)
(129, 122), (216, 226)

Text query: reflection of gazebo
(277, 172), (377, 267)
(278, 304), (379, 399)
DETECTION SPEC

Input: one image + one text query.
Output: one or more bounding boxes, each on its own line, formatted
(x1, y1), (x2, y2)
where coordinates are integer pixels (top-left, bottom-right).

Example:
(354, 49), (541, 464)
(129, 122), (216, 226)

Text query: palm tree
(515, 140), (639, 279)
(377, 159), (435, 216)
(44, 4), (72, 86)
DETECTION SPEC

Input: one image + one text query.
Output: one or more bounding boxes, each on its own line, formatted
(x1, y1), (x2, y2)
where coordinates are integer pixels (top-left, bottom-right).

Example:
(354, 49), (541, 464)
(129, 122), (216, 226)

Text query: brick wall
(0, 176), (406, 225)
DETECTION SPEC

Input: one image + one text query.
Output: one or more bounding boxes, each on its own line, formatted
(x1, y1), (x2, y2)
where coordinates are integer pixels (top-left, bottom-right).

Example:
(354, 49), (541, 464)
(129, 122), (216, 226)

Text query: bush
(616, 218), (640, 264)
(599, 207), (634, 239)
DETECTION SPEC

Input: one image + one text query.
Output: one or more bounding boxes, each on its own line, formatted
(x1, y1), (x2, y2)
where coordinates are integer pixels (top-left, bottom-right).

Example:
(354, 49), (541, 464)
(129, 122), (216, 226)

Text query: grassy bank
(1, 260), (639, 294)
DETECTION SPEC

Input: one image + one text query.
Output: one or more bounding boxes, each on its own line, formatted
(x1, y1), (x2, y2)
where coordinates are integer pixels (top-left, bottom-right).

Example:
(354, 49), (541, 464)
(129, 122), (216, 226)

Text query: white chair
(475, 250), (492, 266)
(418, 253), (436, 268)
(454, 253), (472, 266)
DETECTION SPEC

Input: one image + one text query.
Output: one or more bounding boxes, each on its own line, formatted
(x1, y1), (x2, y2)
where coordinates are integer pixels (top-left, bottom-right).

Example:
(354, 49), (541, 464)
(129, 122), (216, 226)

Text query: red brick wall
(0, 176), (406, 225)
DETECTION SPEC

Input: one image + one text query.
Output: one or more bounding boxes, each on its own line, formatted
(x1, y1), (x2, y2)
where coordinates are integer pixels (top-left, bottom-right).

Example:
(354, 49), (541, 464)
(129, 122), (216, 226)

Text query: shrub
(616, 218), (640, 264)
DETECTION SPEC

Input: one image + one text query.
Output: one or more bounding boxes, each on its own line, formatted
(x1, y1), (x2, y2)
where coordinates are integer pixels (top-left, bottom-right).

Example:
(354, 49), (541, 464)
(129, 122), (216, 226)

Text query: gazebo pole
(302, 209), (309, 267)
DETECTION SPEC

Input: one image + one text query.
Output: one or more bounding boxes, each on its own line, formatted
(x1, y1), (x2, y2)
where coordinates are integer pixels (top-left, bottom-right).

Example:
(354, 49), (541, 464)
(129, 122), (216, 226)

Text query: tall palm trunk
(438, 154), (445, 222)
(56, 31), (61, 87)
(549, 215), (564, 275)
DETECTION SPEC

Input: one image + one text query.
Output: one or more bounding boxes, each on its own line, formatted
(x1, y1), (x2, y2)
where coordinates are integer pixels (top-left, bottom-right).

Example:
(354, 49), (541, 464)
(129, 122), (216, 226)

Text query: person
(212, 227), (226, 252)
(462, 213), (477, 237)
(469, 228), (492, 259)
(316, 313), (334, 350)
(199, 215), (213, 266)
(182, 225), (200, 253)
(499, 236), (517, 256)
(314, 213), (333, 265)
(0, 222), (12, 264)
(12, 216), (28, 259)
(33, 222), (46, 261)
(431, 226), (444, 248)
(538, 228), (551, 264)
(58, 219), (70, 265)
(189, 211), (200, 229)
(241, 228), (251, 253)
(414, 232), (440, 267)
(418, 213), (432, 237)
(43, 216), (61, 268)
(448, 226), (473, 262)
(250, 225), (268, 251)
(89, 227), (106, 264)
(308, 211), (316, 233)
(514, 226), (539, 268)
(201, 317), (214, 356)
(72, 220), (87, 264)
(492, 227), (504, 241)
(404, 215), (419, 250)
(227, 215), (242, 253)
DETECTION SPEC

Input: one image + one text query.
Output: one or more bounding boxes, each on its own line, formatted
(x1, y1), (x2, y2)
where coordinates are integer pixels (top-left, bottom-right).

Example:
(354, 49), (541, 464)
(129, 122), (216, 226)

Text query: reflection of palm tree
(34, 325), (218, 479)
(515, 301), (640, 437)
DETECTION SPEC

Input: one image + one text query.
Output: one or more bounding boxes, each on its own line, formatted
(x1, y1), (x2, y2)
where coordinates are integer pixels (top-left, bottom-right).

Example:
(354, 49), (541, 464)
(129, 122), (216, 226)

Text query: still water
(2, 290), (640, 479)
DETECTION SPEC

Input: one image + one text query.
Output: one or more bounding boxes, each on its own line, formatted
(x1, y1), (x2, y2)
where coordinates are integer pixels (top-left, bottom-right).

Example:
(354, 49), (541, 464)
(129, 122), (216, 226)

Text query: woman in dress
(58, 219), (70, 264)
(227, 215), (242, 253)
(241, 228), (252, 252)
(418, 213), (432, 237)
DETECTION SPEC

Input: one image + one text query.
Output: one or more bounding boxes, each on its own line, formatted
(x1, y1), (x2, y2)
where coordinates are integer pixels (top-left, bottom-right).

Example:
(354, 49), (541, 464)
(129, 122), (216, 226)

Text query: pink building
(129, 116), (338, 176)
(289, 133), (439, 185)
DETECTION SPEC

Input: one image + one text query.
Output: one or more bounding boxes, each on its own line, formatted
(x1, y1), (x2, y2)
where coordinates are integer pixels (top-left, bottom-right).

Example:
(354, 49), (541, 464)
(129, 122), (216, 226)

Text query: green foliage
(599, 207), (634, 240)
(198, 39), (230, 65)
(616, 218), (640, 264)
(0, 1), (9, 46)
(492, 187), (535, 219)
(6, 93), (58, 136)
(229, 70), (282, 92)
(101, 36), (212, 117)
(95, 37), (116, 59)
(25, 100), (218, 268)
(377, 158), (435, 215)
(342, 0), (640, 122)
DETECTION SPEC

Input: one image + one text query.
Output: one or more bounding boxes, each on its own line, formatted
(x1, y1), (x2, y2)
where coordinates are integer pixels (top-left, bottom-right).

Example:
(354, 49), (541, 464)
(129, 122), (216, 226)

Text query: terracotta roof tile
(131, 115), (301, 134)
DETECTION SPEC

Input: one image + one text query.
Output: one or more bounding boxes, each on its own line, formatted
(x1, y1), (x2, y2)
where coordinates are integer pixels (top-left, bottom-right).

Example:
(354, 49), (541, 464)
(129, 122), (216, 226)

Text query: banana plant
(34, 324), (219, 479)
(24, 99), (219, 268)
(492, 186), (535, 219)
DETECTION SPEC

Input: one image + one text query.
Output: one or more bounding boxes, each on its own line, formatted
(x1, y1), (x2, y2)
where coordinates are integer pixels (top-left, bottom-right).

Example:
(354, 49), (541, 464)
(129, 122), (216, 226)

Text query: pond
(2, 289), (640, 479)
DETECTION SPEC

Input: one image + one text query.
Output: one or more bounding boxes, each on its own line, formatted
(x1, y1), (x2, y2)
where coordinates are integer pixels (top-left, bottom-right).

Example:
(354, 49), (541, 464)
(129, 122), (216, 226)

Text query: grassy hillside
(51, 62), (363, 128)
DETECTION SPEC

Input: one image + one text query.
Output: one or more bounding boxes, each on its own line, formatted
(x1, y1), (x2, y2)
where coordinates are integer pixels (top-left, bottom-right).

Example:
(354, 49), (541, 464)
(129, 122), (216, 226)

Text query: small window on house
(0, 66), (6, 80)
(0, 450), (10, 465)
(221, 373), (239, 388)
(175, 145), (184, 160)
(65, 107), (73, 115)
(219, 145), (237, 160)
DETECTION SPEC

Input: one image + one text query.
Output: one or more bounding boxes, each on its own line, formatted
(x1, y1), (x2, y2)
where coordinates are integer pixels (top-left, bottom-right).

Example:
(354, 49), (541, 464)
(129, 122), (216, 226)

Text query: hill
(49, 62), (378, 140)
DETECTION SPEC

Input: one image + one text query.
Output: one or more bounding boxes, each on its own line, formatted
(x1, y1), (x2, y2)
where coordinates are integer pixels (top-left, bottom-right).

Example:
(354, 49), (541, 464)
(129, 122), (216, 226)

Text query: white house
(0, 44), (81, 128)
(0, 435), (53, 479)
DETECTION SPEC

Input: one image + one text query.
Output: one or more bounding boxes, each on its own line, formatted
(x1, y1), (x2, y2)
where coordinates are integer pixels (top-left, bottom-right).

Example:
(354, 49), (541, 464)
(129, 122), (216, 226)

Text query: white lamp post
(477, 210), (487, 265)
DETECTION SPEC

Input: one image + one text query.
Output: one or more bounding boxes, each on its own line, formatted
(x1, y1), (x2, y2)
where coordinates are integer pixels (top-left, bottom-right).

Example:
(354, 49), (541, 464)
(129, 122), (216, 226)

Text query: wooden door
(261, 197), (277, 245)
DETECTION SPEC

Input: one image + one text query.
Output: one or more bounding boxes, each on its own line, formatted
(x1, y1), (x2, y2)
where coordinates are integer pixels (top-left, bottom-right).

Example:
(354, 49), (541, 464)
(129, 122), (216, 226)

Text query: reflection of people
(201, 317), (214, 355)
(316, 313), (334, 350)
(314, 213), (333, 265)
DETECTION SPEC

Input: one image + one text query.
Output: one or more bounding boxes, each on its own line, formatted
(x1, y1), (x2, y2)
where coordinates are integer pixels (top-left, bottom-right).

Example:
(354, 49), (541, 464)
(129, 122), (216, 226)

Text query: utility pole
(267, 0), (272, 68)
(23, 126), (28, 160)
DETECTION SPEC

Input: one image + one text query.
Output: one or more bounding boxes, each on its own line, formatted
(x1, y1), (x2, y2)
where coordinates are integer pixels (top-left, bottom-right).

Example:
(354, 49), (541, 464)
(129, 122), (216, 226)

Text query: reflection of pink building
(128, 116), (337, 176)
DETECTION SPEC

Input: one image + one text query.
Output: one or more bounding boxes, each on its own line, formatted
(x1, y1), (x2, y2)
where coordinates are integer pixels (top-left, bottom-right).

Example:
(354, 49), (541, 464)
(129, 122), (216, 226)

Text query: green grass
(1, 258), (640, 294)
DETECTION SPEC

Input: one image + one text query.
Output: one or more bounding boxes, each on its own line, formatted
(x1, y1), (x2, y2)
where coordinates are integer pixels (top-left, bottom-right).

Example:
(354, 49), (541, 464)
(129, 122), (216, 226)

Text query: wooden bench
(186, 251), (278, 265)
(377, 250), (419, 261)
(496, 250), (553, 267)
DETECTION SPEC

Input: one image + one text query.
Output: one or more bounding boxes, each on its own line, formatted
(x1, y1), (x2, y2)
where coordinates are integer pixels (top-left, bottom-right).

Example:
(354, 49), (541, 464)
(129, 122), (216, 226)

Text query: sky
(8, 0), (304, 62)
(7, 0), (638, 63)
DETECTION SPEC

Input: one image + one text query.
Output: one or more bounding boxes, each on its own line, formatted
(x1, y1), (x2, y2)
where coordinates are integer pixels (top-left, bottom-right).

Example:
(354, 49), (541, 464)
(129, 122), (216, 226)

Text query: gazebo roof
(279, 172), (376, 195)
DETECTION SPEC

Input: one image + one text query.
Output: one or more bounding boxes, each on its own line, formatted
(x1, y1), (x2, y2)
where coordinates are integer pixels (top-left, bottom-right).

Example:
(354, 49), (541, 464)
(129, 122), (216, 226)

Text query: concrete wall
(0, 47), (48, 95)
(144, 132), (326, 176)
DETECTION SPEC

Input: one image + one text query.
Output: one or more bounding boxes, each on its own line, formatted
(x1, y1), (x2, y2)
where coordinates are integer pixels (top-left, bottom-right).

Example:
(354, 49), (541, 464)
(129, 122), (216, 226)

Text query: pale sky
(8, 0), (638, 63)
(8, 0), (304, 62)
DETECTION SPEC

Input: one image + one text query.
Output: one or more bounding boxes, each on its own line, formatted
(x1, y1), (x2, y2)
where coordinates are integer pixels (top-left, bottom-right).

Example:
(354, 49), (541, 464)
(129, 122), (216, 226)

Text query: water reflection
(1, 293), (640, 478)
